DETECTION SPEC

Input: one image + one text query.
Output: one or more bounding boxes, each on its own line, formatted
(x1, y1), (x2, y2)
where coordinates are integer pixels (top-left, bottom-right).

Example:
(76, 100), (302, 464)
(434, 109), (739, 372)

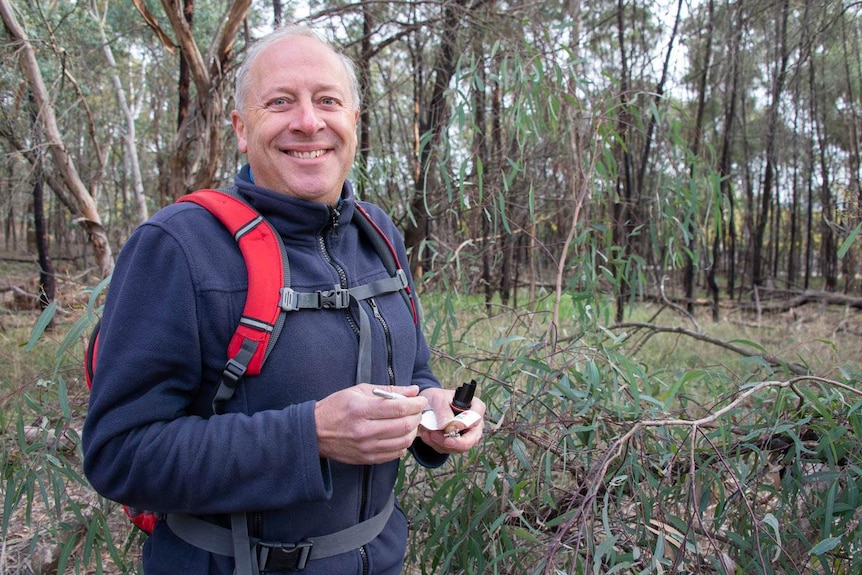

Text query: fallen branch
(612, 321), (809, 375)
(545, 375), (860, 570)
(738, 289), (862, 312)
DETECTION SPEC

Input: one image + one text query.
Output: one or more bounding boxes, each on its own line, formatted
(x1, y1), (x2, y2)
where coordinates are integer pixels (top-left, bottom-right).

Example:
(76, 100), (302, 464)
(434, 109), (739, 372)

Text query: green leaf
(512, 527), (541, 544)
(763, 513), (781, 560)
(838, 222), (861, 259)
(58, 378), (71, 419)
(809, 536), (841, 556)
(728, 339), (768, 353)
(26, 300), (58, 351)
(511, 438), (533, 471)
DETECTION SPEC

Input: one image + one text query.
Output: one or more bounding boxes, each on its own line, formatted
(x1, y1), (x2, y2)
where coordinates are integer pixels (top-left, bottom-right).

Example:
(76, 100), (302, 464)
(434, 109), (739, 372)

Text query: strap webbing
(230, 512), (258, 575)
(348, 274), (407, 384)
(279, 274), (408, 384)
(166, 493), (395, 572)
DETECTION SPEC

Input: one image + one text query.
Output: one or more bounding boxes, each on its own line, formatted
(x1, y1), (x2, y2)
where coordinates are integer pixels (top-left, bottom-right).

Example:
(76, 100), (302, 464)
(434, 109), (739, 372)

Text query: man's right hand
(314, 384), (427, 464)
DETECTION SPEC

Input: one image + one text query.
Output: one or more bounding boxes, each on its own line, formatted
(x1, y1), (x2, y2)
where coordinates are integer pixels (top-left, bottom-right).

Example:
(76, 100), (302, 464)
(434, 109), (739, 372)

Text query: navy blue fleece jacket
(83, 166), (446, 574)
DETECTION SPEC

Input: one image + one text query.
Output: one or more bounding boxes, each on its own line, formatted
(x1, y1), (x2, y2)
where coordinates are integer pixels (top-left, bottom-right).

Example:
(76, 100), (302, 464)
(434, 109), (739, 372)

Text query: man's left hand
(417, 387), (485, 454)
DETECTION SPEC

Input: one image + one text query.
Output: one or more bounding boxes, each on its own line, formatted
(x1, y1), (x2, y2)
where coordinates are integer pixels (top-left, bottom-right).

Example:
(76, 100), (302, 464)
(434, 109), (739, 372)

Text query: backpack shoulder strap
(173, 192), (416, 408)
(176, 189), (290, 414)
(352, 202), (418, 325)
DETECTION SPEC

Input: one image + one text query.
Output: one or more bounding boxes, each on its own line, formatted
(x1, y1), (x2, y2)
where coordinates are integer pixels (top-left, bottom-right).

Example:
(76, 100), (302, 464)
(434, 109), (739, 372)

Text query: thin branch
(612, 320), (809, 375)
(544, 375), (859, 570)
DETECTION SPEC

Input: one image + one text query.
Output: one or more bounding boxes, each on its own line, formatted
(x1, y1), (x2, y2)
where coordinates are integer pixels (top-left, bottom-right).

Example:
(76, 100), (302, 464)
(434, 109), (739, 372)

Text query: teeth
(289, 150), (326, 159)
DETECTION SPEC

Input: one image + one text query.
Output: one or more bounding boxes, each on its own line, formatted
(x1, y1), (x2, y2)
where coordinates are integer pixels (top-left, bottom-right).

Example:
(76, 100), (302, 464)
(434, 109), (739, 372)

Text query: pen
(373, 387), (438, 430)
(372, 388), (408, 400)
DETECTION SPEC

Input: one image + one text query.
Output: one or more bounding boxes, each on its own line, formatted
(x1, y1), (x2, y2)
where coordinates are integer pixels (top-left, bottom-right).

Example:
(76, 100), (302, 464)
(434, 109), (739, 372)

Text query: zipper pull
(329, 205), (341, 236)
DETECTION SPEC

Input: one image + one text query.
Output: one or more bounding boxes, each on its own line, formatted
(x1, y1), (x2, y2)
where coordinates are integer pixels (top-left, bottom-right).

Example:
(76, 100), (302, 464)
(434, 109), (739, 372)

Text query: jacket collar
(232, 164), (355, 240)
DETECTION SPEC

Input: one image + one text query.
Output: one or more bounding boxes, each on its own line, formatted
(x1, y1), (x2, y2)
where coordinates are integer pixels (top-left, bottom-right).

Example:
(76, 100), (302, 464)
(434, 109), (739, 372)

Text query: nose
(290, 99), (324, 134)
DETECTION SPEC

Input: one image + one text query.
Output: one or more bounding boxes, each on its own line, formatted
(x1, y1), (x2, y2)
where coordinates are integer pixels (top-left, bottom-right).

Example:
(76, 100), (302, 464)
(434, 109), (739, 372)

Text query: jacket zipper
(329, 204), (341, 237)
(360, 545), (369, 574)
(323, 206), (371, 574)
(368, 298), (395, 385)
(318, 214), (359, 337)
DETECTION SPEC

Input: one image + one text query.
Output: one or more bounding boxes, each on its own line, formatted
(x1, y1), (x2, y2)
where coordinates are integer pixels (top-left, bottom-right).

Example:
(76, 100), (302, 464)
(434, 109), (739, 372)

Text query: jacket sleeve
(82, 216), (333, 515)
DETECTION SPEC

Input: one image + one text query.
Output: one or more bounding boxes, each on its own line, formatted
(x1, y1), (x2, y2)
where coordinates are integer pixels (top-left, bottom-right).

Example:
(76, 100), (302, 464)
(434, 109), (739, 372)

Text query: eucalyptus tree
(1, 0), (114, 275)
(137, 0), (252, 200)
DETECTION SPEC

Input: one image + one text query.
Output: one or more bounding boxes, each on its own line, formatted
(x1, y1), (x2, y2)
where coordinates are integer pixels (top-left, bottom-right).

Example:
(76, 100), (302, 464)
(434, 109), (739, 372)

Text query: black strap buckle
(221, 357), (247, 388)
(257, 540), (313, 572)
(318, 288), (349, 309)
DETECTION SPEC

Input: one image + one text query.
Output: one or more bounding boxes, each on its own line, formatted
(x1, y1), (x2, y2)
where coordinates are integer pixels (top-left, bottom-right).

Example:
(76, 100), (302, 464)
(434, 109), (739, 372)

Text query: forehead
(252, 36), (349, 91)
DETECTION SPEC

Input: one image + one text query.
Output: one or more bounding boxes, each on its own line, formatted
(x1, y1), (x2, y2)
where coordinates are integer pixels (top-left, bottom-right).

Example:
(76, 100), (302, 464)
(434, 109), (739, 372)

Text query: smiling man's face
(231, 35), (359, 205)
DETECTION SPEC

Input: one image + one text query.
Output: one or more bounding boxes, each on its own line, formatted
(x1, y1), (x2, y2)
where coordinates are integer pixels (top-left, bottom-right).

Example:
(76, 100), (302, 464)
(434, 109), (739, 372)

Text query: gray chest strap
(166, 492), (395, 573)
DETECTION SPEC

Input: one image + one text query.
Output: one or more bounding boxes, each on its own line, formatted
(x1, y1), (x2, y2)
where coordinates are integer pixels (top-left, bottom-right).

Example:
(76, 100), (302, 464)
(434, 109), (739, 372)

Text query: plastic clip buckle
(280, 288), (299, 312)
(395, 268), (409, 289)
(318, 288), (349, 309)
(258, 540), (313, 572)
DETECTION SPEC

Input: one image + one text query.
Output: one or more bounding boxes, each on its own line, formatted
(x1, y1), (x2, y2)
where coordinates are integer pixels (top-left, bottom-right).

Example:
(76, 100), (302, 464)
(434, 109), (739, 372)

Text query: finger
(369, 388), (427, 418)
(365, 412), (424, 439)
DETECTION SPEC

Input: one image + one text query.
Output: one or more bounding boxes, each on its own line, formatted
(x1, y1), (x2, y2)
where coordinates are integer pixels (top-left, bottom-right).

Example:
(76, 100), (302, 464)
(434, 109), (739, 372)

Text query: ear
(231, 110), (248, 153)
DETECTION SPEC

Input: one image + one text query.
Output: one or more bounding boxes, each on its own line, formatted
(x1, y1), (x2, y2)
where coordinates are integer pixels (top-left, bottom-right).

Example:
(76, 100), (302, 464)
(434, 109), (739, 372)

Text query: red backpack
(85, 188), (416, 533)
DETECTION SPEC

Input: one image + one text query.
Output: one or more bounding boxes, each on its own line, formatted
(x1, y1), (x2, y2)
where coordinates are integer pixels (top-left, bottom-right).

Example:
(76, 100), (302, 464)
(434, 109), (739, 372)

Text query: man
(83, 25), (484, 575)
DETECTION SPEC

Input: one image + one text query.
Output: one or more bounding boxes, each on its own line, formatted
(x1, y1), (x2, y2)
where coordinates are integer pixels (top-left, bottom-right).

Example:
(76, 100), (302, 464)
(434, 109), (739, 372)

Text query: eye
(320, 96), (342, 107)
(267, 96), (292, 110)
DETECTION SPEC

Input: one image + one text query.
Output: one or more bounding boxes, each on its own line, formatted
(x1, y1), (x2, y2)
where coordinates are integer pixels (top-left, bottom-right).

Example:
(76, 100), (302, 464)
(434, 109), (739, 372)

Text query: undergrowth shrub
(1, 279), (143, 575)
(400, 292), (862, 574)
(3, 283), (861, 574)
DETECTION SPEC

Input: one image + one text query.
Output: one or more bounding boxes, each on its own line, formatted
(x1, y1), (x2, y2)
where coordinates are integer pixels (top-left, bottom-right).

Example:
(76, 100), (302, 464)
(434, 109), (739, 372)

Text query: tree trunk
(469, 30), (492, 311)
(815, 111), (837, 291)
(92, 2), (148, 223)
(177, 0), (194, 132)
(787, 107), (801, 286)
(357, 3), (374, 198)
(752, 0), (790, 288)
(272, 0), (282, 27)
(716, 4), (743, 303)
(158, 0), (251, 198)
(840, 14), (861, 293)
(1, 0), (114, 277)
(805, 134), (815, 290)
(405, 0), (467, 280)
(687, 0), (711, 316)
(30, 94), (55, 324)
(612, 0), (634, 322)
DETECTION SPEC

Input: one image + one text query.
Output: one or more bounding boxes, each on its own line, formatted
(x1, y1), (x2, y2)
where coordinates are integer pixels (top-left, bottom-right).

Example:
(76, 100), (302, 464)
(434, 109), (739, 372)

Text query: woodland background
(3, 0), (862, 574)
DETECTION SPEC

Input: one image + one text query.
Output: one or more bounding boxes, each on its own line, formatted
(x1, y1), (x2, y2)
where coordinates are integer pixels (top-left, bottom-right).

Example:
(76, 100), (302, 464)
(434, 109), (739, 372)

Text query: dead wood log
(738, 289), (862, 313)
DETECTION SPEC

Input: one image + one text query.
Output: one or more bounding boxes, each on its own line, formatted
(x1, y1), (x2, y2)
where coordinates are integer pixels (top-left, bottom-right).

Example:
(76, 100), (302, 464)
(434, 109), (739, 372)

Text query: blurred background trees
(2, 0), (860, 317)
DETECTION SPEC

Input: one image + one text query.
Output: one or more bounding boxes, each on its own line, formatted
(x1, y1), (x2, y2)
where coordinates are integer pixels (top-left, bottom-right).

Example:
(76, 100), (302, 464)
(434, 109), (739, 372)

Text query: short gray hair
(234, 25), (361, 113)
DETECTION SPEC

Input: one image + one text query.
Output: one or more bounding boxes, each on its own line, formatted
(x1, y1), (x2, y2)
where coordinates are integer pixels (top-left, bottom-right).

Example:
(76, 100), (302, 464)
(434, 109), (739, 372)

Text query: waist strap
(166, 492), (395, 573)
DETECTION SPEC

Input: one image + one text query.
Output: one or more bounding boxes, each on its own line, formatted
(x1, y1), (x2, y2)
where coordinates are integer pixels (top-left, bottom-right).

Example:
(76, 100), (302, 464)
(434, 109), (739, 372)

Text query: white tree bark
(91, 0), (149, 223)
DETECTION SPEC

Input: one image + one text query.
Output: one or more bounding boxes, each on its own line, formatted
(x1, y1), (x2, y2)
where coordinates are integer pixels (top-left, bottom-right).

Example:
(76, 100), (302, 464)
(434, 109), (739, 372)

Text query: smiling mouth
(286, 149), (327, 159)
